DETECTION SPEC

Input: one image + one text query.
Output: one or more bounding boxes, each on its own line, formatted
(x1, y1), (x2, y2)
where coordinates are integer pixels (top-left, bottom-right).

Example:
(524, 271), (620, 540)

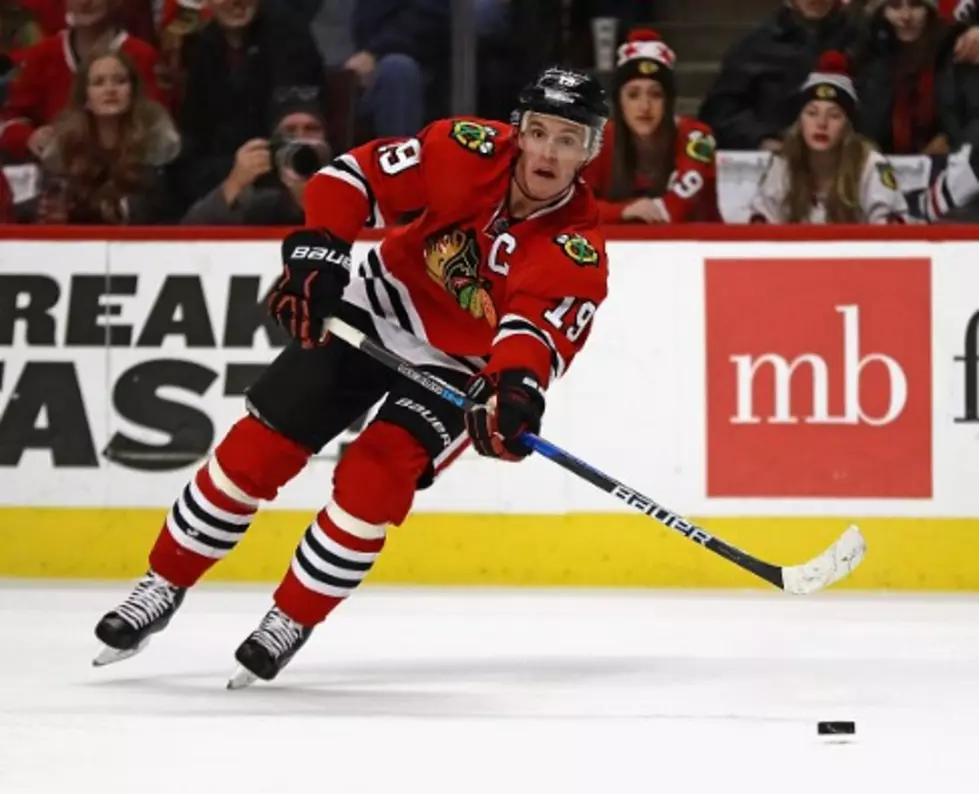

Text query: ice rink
(2, 582), (978, 794)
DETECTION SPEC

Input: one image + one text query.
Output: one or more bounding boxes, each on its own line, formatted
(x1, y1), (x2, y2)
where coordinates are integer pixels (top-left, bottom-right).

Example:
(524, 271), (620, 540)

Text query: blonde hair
(778, 119), (878, 223)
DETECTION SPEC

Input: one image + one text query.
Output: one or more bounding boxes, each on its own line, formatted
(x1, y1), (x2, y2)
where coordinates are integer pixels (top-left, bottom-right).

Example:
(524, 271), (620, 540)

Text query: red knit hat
(799, 51), (858, 120)
(614, 28), (677, 96)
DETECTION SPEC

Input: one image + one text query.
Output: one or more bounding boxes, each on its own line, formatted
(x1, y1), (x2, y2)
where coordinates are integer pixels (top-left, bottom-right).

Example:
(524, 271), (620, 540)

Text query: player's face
(619, 78), (665, 139)
(208, 0), (259, 29)
(67, 0), (109, 26)
(792, 0), (837, 20)
(86, 55), (132, 118)
(517, 114), (590, 199)
(800, 100), (848, 152)
(884, 0), (929, 42)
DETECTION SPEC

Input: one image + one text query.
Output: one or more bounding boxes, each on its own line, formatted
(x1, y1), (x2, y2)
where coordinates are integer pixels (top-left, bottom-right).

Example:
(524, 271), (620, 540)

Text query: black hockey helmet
(511, 67), (611, 159)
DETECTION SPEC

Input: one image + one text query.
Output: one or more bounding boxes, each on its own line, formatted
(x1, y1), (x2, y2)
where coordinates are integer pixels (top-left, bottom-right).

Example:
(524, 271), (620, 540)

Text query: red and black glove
(465, 368), (546, 461)
(267, 229), (352, 348)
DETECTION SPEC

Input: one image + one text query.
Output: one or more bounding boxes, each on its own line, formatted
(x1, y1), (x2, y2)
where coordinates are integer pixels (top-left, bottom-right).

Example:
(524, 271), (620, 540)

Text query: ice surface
(1, 583), (978, 794)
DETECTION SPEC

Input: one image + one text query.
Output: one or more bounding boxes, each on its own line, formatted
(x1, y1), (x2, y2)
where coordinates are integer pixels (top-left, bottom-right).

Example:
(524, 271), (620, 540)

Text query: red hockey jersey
(160, 0), (209, 29)
(0, 30), (166, 161)
(17, 0), (64, 36)
(582, 116), (720, 223)
(305, 118), (610, 387)
(942, 0), (975, 22)
(18, 1), (159, 40)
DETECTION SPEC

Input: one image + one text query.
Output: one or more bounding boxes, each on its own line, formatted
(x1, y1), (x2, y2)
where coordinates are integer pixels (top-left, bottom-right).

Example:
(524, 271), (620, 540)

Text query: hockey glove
(465, 369), (545, 461)
(268, 229), (352, 348)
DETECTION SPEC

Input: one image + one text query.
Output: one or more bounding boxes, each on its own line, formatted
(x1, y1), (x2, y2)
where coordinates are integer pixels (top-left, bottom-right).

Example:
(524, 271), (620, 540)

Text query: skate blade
(226, 665), (259, 690)
(92, 637), (149, 668)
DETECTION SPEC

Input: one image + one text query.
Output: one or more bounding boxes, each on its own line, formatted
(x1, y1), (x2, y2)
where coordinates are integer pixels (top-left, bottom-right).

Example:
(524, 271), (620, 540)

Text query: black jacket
(698, 5), (864, 150)
(855, 17), (979, 153)
(171, 10), (326, 209)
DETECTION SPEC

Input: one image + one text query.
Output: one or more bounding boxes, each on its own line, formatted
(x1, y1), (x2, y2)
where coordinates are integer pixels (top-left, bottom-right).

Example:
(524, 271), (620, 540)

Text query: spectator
(19, 0), (156, 40)
(698, 0), (864, 151)
(170, 0), (326, 211)
(157, 0), (208, 107)
(907, 134), (979, 219)
(856, 0), (979, 155)
(1, 1), (43, 64)
(1, 1), (42, 106)
(939, 0), (979, 63)
(34, 47), (179, 223)
(582, 27), (720, 223)
(346, 0), (449, 137)
(113, 0), (156, 47)
(18, 0), (64, 36)
(182, 85), (331, 225)
(0, 0), (167, 162)
(749, 51), (910, 222)
(0, 163), (13, 219)
(160, 0), (209, 29)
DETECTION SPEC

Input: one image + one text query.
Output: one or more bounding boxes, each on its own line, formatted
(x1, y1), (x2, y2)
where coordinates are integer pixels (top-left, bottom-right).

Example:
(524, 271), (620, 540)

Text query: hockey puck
(817, 721), (855, 735)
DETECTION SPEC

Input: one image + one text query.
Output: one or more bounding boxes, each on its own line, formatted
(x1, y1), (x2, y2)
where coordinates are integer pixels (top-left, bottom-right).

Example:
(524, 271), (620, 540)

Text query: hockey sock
(149, 415), (310, 588)
(272, 421), (429, 625)
(274, 501), (387, 626)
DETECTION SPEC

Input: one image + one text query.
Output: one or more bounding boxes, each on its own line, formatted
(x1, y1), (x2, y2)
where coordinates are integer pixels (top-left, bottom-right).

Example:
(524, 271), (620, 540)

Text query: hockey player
(582, 27), (720, 223)
(92, 67), (612, 689)
(748, 51), (910, 224)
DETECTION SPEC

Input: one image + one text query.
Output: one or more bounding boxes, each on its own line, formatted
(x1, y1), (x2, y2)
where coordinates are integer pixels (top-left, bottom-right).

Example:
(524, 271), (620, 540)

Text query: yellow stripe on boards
(0, 508), (975, 590)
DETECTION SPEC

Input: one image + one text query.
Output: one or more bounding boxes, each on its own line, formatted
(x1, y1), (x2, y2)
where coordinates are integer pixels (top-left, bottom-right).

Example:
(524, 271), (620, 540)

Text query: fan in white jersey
(911, 140), (979, 221)
(749, 50), (910, 224)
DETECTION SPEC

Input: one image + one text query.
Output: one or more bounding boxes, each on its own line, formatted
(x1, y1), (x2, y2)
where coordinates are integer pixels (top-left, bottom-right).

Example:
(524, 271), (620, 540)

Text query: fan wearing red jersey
(92, 67), (612, 688)
(0, 0), (167, 161)
(582, 27), (720, 223)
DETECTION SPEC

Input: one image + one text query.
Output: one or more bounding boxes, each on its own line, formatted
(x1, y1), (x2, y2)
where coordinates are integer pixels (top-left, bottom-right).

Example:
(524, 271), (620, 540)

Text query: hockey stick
(324, 316), (867, 595)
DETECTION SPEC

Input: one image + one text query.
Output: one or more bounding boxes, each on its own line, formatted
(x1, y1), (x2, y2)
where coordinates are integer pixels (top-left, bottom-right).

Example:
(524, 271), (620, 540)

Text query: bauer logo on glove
(289, 245), (352, 269)
(268, 229), (352, 349)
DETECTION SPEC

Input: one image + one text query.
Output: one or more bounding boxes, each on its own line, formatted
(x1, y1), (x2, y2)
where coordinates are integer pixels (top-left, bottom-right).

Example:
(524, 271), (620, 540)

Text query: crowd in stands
(2, 0), (979, 226)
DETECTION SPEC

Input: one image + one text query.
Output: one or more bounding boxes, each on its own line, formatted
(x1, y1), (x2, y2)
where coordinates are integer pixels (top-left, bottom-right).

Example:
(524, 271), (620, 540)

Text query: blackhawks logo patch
(555, 233), (599, 267)
(449, 120), (498, 156)
(876, 161), (898, 191)
(685, 130), (716, 164)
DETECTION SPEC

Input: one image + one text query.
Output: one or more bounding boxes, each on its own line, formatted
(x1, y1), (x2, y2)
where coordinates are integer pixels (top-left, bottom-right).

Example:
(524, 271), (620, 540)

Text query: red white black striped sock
(274, 501), (386, 626)
(149, 456), (259, 588)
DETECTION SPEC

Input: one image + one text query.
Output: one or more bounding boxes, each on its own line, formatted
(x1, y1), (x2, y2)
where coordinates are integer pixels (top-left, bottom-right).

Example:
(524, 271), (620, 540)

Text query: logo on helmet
(543, 88), (576, 104)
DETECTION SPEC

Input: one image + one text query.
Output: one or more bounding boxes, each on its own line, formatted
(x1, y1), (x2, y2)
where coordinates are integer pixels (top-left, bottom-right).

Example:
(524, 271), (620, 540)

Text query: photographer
(181, 86), (331, 225)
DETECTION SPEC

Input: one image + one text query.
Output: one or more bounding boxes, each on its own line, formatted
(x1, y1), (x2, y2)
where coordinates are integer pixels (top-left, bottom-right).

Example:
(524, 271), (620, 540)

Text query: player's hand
(464, 369), (545, 461)
(267, 229), (352, 349)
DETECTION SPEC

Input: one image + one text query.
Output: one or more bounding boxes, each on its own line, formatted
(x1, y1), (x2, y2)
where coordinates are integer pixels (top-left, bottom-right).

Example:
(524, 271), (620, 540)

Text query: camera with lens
(269, 131), (332, 180)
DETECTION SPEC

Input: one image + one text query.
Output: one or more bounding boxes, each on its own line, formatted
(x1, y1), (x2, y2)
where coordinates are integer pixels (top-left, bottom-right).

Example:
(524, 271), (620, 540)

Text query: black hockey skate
(92, 570), (187, 667)
(227, 606), (314, 689)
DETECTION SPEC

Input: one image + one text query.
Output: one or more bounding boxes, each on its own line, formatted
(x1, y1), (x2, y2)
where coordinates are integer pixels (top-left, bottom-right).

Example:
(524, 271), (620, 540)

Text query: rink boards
(1, 231), (977, 589)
